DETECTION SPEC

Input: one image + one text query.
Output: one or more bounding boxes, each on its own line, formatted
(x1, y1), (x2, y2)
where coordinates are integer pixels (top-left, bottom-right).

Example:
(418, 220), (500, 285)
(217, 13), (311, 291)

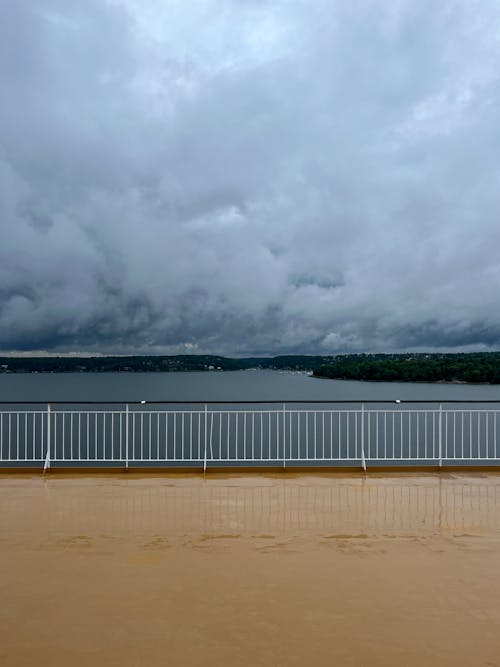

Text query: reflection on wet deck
(2, 473), (500, 541)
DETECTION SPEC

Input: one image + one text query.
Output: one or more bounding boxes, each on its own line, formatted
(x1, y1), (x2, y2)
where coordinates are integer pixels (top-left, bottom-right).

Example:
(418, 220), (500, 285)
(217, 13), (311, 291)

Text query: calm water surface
(0, 369), (499, 402)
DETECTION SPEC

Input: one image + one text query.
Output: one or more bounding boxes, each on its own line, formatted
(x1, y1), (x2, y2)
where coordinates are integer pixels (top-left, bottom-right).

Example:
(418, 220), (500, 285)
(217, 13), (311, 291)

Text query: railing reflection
(2, 475), (500, 542)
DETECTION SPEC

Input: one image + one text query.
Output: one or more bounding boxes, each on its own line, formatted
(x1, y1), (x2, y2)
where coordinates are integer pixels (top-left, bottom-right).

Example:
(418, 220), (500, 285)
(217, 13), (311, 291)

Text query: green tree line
(313, 353), (500, 383)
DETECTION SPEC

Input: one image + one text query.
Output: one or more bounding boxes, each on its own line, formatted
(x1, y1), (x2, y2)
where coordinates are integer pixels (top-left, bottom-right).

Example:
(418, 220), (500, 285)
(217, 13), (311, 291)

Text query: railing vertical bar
(244, 412), (247, 460)
(271, 410), (280, 461)
(495, 412), (497, 460)
(218, 412), (222, 459)
(166, 412), (170, 461)
(283, 403), (286, 469)
(267, 412), (271, 461)
(156, 412), (159, 460)
(453, 412), (456, 460)
(313, 412), (316, 460)
(197, 411), (201, 461)
(407, 412), (411, 460)
(53, 411), (58, 461)
(354, 411), (358, 460)
(102, 413), (106, 461)
(338, 411), (341, 460)
(70, 412), (73, 460)
(478, 410), (481, 461)
(392, 412), (395, 460)
(235, 412), (239, 462)
(400, 411), (403, 460)
(367, 408), (371, 460)
(347, 412), (350, 460)
(125, 405), (129, 467)
(63, 412), (67, 460)
(484, 411), (490, 458)
(384, 411), (387, 460)
(162, 410), (168, 461)
(139, 412), (142, 460)
(330, 410), (333, 459)
(251, 412), (254, 461)
(361, 403), (366, 471)
(260, 411), (264, 460)
(415, 411), (419, 460)
(469, 411), (472, 459)
(209, 410), (214, 461)
(172, 410), (178, 461)
(7, 413), (13, 461)
(297, 411), (301, 461)
(432, 411), (435, 459)
(70, 410), (75, 461)
(337, 410), (340, 461)
(438, 404), (443, 467)
(322, 411), (325, 459)
(44, 405), (51, 471)
(461, 412), (464, 460)
(32, 412), (36, 460)
(147, 412), (153, 461)
(306, 412), (309, 460)
(119, 411), (122, 461)
(203, 404), (208, 472)
(181, 412), (184, 461)
(133, 411), (136, 462)
(423, 411), (427, 459)
(446, 410), (449, 463)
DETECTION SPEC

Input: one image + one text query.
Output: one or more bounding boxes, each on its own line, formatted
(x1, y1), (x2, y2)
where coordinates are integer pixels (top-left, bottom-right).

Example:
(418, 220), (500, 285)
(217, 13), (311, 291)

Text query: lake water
(0, 369), (499, 402)
(1, 371), (499, 467)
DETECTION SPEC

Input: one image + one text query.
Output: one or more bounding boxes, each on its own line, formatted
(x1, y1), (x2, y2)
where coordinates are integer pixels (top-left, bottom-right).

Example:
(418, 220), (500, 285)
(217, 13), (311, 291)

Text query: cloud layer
(1, 0), (500, 355)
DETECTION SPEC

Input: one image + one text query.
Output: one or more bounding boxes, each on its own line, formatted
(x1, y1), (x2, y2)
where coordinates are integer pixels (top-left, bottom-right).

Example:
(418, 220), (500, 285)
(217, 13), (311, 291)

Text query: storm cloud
(1, 0), (500, 355)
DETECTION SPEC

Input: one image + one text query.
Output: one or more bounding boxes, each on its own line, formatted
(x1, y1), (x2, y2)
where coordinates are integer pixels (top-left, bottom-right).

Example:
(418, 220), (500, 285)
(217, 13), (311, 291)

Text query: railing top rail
(0, 399), (500, 406)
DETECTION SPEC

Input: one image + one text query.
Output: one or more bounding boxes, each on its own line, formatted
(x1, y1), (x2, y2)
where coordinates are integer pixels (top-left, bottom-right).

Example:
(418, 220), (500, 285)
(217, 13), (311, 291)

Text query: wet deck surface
(1, 472), (500, 666)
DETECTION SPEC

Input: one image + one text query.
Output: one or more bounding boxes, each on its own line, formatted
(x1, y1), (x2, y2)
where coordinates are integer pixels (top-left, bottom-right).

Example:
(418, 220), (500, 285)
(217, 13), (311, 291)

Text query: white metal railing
(1, 400), (500, 470)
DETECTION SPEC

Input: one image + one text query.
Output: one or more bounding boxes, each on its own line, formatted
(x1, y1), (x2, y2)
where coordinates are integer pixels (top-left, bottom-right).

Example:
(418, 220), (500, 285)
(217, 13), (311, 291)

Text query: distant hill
(1, 352), (500, 383)
(313, 352), (500, 384)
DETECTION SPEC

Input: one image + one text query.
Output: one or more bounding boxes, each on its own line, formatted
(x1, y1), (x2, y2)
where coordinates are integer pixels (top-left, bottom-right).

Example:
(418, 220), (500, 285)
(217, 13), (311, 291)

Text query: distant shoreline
(312, 374), (492, 386)
(1, 352), (500, 384)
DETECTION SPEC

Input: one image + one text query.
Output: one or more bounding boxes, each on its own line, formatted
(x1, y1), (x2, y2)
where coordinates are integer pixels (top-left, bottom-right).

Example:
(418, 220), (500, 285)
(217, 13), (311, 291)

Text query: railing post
(43, 403), (51, 472)
(438, 403), (443, 468)
(361, 402), (367, 471)
(282, 403), (286, 469)
(125, 404), (129, 469)
(203, 403), (208, 473)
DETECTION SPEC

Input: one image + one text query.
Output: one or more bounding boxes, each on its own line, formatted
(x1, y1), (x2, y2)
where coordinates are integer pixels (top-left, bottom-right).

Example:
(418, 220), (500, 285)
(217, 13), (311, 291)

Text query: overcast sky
(1, 0), (500, 356)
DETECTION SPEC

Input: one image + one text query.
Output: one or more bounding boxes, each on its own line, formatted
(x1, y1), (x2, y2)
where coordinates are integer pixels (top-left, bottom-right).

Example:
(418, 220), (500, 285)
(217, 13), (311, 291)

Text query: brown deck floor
(1, 472), (500, 666)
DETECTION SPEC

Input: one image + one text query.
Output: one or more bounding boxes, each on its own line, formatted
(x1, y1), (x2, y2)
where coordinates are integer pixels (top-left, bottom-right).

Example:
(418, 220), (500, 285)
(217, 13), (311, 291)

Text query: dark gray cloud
(1, 0), (500, 355)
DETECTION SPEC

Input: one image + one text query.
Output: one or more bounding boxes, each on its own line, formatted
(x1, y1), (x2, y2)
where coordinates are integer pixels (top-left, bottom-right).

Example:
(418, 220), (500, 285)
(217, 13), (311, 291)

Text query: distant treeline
(2, 352), (500, 383)
(0, 354), (331, 374)
(313, 353), (500, 384)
